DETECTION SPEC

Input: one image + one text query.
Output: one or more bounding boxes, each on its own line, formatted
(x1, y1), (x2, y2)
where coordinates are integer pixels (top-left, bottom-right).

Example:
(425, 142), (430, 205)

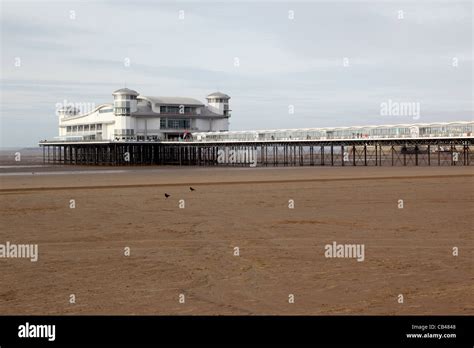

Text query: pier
(39, 137), (473, 166)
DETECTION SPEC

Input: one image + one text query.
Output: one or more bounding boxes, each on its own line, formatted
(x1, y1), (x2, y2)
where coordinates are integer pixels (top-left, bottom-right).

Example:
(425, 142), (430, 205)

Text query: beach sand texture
(0, 166), (473, 314)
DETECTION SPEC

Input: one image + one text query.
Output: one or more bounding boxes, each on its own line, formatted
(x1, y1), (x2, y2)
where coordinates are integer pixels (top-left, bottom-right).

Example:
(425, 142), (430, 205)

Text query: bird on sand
(189, 187), (195, 191)
(164, 193), (170, 198)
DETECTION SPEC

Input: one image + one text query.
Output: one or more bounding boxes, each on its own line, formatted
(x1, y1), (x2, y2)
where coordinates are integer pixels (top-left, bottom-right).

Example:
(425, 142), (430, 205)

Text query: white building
(193, 121), (474, 142)
(57, 88), (231, 141)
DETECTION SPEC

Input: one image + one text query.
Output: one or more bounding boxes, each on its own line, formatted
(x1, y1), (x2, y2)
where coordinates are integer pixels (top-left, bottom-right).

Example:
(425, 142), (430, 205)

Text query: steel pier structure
(39, 137), (473, 167)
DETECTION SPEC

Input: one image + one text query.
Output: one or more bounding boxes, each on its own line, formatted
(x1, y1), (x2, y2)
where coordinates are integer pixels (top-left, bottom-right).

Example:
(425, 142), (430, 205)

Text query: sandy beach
(0, 165), (473, 315)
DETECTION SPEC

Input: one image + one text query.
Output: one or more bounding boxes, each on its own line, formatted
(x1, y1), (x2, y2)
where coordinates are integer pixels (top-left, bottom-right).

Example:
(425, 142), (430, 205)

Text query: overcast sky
(0, 0), (472, 147)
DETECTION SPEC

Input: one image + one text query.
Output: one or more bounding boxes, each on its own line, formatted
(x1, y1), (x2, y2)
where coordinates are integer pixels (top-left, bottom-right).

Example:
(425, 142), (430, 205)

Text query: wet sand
(0, 166), (473, 315)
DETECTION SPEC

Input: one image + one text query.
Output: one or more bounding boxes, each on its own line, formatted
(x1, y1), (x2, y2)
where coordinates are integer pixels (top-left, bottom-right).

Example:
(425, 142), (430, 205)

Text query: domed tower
(112, 88), (139, 140)
(206, 92), (231, 116)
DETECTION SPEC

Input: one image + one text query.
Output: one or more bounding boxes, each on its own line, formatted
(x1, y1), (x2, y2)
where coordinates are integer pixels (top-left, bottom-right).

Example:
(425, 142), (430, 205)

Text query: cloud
(0, 0), (472, 147)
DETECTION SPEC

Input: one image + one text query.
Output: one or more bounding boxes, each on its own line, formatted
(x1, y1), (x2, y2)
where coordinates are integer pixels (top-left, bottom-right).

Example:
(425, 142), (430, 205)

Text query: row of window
(208, 98), (228, 103)
(160, 118), (190, 129)
(114, 101), (131, 108)
(419, 126), (472, 135)
(66, 124), (102, 132)
(114, 129), (135, 136)
(197, 125), (473, 141)
(114, 107), (131, 116)
(99, 108), (113, 113)
(328, 128), (411, 138)
(159, 105), (198, 114)
(114, 95), (137, 100)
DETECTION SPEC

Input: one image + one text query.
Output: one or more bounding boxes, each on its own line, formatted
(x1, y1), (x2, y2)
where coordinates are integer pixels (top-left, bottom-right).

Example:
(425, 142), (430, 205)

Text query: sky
(0, 0), (472, 147)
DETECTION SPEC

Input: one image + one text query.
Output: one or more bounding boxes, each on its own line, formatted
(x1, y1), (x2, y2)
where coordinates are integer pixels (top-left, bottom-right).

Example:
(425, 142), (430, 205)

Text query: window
(159, 118), (190, 129)
(114, 107), (130, 115)
(114, 129), (134, 136)
(160, 106), (179, 114)
(114, 101), (129, 108)
(99, 108), (113, 113)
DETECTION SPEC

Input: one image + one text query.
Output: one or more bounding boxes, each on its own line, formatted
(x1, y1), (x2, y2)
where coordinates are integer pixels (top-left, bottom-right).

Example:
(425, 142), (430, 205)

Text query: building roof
(112, 88), (139, 96)
(139, 96), (204, 106)
(207, 92), (230, 99)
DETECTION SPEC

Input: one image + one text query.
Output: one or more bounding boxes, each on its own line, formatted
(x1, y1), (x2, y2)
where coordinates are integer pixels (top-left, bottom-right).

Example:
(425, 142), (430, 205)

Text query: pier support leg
(375, 143), (377, 166)
(331, 144), (334, 166)
(364, 144), (367, 166)
(415, 145), (418, 166)
(428, 145), (430, 166)
(438, 145), (441, 166)
(341, 145), (344, 166)
(353, 145), (356, 166)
